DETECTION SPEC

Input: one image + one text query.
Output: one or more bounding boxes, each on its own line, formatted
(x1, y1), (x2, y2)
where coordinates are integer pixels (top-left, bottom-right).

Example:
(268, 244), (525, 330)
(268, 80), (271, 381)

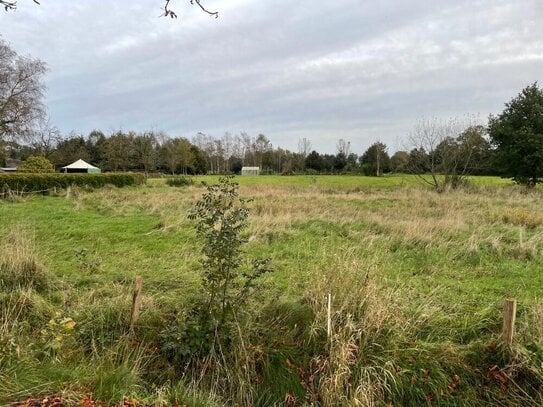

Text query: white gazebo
(61, 159), (101, 174)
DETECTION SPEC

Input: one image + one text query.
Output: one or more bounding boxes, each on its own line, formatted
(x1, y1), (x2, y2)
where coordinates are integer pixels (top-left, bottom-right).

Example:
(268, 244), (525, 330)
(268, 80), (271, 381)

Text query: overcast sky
(1, 0), (542, 153)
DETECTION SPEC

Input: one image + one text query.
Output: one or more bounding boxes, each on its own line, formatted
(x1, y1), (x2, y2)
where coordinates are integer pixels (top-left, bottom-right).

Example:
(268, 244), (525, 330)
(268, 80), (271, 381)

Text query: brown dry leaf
(284, 392), (296, 407)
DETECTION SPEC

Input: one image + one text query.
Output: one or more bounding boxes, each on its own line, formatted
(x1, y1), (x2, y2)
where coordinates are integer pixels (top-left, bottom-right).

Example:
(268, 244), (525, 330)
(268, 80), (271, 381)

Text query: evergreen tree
(489, 83), (543, 186)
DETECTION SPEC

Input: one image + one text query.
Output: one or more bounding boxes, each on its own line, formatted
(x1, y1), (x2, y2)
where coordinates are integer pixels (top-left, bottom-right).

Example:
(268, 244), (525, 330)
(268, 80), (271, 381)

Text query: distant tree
(406, 147), (429, 174)
(334, 152), (347, 172)
(0, 142), (5, 166)
(321, 154), (335, 173)
(298, 137), (312, 170)
(456, 125), (492, 175)
(305, 150), (323, 172)
(298, 137), (312, 158)
(345, 153), (359, 173)
(18, 155), (54, 173)
(407, 117), (483, 189)
(103, 131), (133, 171)
(0, 39), (47, 141)
(176, 137), (194, 174)
(133, 132), (158, 175)
(229, 156), (243, 174)
(86, 130), (106, 166)
(335, 139), (351, 173)
(390, 151), (409, 173)
(27, 118), (61, 159)
(336, 139), (351, 157)
(50, 135), (90, 168)
(360, 142), (390, 176)
(254, 133), (272, 169)
(189, 144), (207, 174)
(488, 82), (543, 186)
(161, 138), (179, 175)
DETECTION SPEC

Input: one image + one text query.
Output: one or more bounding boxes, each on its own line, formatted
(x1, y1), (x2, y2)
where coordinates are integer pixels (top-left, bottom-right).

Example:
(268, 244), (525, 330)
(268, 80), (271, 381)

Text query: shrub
(17, 156), (54, 173)
(162, 177), (272, 364)
(0, 173), (145, 195)
(166, 176), (194, 187)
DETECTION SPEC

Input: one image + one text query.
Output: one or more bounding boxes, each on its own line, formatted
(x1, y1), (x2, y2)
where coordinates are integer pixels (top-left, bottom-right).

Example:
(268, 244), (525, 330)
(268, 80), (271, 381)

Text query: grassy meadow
(2, 174), (543, 406)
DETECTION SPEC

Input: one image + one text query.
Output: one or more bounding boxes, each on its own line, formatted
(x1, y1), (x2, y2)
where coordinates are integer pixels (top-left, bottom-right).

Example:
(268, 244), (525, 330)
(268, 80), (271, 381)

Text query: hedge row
(0, 173), (145, 194)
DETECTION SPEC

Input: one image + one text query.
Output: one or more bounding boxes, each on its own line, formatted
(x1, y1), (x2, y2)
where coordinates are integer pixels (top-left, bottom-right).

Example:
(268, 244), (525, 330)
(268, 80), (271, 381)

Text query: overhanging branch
(1, 0), (39, 11)
(163, 0), (218, 19)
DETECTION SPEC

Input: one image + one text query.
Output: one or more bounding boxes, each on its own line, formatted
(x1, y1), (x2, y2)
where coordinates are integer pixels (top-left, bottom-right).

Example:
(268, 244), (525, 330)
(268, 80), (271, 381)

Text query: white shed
(241, 166), (260, 175)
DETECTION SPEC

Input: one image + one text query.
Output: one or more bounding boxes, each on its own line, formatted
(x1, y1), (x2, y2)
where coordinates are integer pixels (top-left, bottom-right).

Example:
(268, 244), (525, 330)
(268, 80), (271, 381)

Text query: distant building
(61, 159), (101, 173)
(241, 166), (260, 175)
(1, 158), (21, 173)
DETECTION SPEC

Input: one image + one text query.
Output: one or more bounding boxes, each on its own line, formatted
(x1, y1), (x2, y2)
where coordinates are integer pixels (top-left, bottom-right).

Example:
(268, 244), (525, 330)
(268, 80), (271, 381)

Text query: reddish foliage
(12, 396), (62, 407)
(486, 365), (509, 389)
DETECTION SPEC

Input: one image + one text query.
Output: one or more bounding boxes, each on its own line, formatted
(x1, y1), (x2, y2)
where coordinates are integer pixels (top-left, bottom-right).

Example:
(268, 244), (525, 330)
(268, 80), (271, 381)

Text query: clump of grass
(500, 209), (543, 229)
(73, 287), (133, 351)
(0, 227), (52, 292)
(521, 300), (543, 342)
(303, 252), (404, 405)
(161, 381), (223, 407)
(166, 176), (194, 187)
(89, 338), (149, 404)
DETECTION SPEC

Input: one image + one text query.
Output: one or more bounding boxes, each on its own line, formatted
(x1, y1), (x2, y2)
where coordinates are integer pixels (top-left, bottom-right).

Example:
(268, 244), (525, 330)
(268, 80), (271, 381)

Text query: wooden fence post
(129, 276), (143, 332)
(327, 293), (332, 340)
(502, 298), (517, 345)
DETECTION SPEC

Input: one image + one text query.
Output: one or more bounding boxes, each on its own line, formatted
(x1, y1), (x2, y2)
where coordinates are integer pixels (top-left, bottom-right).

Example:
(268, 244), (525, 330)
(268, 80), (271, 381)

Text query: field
(2, 174), (543, 406)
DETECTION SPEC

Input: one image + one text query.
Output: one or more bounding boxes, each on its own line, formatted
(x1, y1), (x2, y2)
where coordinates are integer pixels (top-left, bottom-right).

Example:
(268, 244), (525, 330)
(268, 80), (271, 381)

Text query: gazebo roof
(61, 159), (100, 170)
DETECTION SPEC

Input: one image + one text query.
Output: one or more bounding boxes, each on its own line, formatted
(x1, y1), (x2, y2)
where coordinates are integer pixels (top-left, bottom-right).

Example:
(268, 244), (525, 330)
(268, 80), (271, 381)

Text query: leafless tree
(28, 116), (61, 158)
(0, 38), (47, 141)
(298, 137), (312, 158)
(407, 116), (482, 190)
(336, 139), (351, 157)
(298, 137), (311, 170)
(240, 132), (255, 166)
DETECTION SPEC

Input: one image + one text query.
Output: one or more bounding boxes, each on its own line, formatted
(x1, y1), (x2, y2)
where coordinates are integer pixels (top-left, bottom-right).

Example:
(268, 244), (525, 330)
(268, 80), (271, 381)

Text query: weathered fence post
(327, 293), (332, 340)
(502, 298), (517, 345)
(129, 276), (143, 332)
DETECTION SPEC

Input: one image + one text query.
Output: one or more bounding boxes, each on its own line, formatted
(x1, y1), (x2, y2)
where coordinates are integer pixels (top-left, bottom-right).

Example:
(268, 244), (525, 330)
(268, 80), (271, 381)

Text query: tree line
(1, 37), (542, 185)
(0, 124), (494, 178)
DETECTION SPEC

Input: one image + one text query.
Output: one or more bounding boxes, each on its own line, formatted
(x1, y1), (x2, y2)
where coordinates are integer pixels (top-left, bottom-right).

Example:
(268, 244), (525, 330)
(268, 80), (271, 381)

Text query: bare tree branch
(0, 0), (17, 11)
(191, 0), (218, 18)
(163, 0), (219, 19)
(1, 0), (218, 18)
(0, 39), (47, 141)
(0, 0), (39, 12)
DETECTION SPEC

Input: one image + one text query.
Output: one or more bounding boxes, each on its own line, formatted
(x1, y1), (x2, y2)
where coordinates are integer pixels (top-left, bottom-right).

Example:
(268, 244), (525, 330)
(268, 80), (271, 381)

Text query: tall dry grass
(302, 250), (406, 406)
(0, 226), (51, 292)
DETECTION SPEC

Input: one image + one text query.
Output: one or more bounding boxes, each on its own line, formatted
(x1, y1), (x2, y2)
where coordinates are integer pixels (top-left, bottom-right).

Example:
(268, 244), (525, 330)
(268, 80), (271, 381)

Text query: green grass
(149, 173), (514, 189)
(1, 175), (543, 406)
